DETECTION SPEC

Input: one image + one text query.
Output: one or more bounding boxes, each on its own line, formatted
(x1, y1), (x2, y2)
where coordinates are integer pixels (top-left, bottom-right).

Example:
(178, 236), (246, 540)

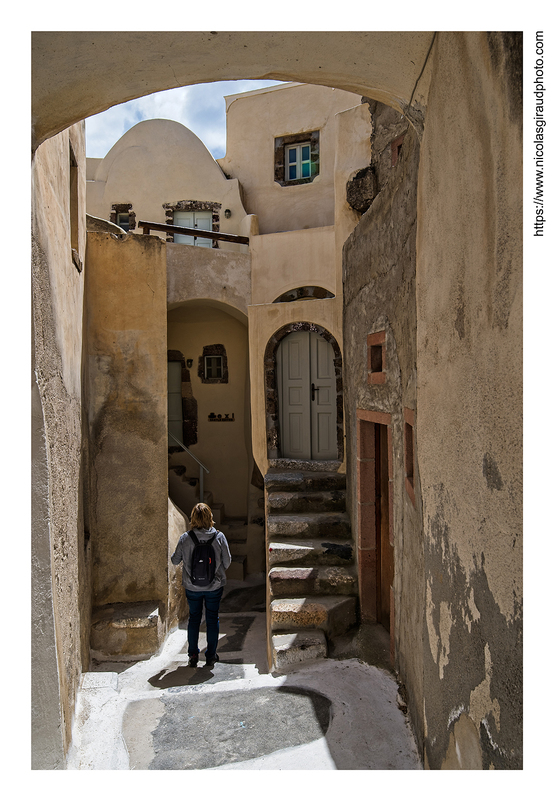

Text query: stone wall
(343, 103), (423, 752)
(343, 32), (522, 769)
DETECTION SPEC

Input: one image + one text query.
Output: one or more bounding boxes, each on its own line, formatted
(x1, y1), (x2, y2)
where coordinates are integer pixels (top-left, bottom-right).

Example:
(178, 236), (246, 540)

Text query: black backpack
(189, 530), (217, 586)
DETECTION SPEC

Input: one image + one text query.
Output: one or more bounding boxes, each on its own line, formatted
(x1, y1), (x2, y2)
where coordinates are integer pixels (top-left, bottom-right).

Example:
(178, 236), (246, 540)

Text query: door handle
(311, 383), (320, 401)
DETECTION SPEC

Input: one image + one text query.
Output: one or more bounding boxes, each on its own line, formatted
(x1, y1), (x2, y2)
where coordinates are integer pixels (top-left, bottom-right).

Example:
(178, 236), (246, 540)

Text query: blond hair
(190, 503), (214, 530)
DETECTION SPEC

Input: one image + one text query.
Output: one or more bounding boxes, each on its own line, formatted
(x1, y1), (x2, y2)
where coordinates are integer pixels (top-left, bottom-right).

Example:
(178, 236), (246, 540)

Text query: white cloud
(85, 80), (283, 160)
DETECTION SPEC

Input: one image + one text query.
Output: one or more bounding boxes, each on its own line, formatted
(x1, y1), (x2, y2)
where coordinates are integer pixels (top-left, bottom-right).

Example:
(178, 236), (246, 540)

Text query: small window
(286, 142), (312, 181)
(204, 355), (223, 380)
(274, 131), (320, 186)
(370, 345), (383, 372)
(110, 204), (136, 232)
(367, 331), (386, 385)
(199, 345), (228, 384)
(116, 212), (130, 232)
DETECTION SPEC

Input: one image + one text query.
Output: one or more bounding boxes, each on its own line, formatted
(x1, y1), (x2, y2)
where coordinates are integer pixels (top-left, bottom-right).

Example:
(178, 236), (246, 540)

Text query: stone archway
(264, 321), (343, 462)
(31, 31), (435, 150)
(31, 31), (524, 771)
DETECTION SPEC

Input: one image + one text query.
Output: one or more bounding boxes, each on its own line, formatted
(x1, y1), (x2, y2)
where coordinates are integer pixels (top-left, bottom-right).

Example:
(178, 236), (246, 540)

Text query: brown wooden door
(375, 423), (394, 631)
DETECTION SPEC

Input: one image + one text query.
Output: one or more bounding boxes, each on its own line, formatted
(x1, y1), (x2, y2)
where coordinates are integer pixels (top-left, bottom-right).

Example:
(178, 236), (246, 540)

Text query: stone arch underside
(31, 31), (434, 150)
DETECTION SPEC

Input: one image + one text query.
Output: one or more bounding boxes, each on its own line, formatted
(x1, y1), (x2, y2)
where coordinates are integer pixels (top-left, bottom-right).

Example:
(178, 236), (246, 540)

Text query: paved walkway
(67, 576), (422, 770)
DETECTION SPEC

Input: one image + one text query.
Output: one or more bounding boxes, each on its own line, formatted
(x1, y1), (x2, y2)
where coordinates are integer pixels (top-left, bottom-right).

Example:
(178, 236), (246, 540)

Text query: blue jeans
(185, 587), (224, 659)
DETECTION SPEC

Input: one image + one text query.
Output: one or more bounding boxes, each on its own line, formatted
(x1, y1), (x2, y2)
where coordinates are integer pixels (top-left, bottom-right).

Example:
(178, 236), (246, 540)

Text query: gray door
(277, 331), (338, 460)
(173, 210), (213, 247)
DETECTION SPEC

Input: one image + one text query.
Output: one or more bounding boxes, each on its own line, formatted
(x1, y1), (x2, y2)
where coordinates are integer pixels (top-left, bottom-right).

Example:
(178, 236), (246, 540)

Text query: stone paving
(67, 576), (422, 770)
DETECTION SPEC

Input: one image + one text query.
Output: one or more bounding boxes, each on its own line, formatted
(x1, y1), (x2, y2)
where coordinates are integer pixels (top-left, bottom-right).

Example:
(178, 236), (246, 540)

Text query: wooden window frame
(198, 344), (228, 384)
(274, 131), (320, 186)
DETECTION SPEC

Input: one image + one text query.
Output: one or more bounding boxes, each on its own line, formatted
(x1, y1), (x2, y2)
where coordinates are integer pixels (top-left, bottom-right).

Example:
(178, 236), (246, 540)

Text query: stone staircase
(221, 517), (248, 581)
(265, 468), (358, 670)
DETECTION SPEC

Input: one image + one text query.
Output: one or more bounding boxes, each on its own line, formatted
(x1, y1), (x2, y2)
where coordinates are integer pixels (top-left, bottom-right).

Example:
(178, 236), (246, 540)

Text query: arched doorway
(264, 322), (343, 463)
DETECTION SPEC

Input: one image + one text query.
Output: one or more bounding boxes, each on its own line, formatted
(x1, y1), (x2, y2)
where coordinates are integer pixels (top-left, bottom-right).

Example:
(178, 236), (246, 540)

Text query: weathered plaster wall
(85, 232), (168, 613)
(416, 32), (522, 769)
(250, 227), (336, 305)
(219, 83), (364, 234)
(31, 122), (90, 767)
(167, 243), (251, 316)
(343, 105), (422, 751)
(333, 102), (373, 303)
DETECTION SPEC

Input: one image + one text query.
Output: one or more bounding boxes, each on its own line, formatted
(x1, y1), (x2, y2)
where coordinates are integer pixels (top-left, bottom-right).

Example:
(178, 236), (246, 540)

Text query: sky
(85, 80), (284, 160)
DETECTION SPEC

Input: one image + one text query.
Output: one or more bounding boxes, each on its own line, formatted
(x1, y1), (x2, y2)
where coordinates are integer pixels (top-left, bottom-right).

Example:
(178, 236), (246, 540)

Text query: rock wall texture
(344, 32), (522, 769)
(343, 101), (423, 752)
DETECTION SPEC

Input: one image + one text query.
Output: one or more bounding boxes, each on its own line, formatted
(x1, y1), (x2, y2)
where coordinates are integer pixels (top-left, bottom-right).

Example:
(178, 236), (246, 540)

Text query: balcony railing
(138, 220), (249, 246)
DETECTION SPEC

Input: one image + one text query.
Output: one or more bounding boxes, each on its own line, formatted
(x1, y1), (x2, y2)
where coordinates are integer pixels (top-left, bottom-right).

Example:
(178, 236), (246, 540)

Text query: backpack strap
(189, 530), (217, 545)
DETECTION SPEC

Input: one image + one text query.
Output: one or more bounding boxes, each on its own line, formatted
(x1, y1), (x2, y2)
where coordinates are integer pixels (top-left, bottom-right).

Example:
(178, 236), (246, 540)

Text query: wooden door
(277, 330), (311, 459)
(310, 332), (337, 460)
(376, 423), (394, 631)
(277, 331), (338, 460)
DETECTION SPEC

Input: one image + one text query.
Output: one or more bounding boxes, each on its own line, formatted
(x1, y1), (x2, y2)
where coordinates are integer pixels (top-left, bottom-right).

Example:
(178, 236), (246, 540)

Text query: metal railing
(138, 220), (249, 246)
(168, 432), (210, 503)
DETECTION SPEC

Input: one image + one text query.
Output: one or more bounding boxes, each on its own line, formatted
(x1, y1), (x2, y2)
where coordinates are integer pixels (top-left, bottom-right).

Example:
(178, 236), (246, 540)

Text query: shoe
(205, 654), (219, 667)
(188, 656), (198, 668)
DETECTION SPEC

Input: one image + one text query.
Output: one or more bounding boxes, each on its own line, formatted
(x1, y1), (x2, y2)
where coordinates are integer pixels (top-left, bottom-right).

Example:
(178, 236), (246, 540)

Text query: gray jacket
(171, 526), (232, 591)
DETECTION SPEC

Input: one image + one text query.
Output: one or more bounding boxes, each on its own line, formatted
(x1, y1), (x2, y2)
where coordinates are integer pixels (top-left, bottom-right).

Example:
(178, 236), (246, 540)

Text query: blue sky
(85, 80), (283, 160)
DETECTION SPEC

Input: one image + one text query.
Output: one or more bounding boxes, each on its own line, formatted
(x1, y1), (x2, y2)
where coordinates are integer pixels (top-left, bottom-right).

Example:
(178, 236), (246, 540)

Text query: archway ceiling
(32, 31), (434, 150)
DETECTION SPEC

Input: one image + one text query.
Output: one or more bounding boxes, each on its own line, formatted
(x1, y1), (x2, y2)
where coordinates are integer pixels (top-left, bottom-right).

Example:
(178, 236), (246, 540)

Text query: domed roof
(94, 118), (226, 188)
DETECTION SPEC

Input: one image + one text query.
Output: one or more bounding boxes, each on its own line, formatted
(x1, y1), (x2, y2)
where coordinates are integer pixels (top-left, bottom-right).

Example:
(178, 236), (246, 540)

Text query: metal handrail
(168, 432), (209, 503)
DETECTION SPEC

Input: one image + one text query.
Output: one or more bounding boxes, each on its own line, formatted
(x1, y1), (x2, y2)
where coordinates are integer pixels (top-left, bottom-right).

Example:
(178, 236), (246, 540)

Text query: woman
(171, 503), (232, 667)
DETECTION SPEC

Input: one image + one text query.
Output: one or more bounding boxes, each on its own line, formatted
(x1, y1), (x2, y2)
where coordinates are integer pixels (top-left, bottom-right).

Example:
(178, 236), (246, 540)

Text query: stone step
(221, 523), (248, 543)
(267, 490), (346, 515)
(267, 512), (351, 540)
(228, 541), (248, 557)
(264, 470), (346, 493)
(269, 566), (358, 598)
(270, 595), (357, 639)
(211, 502), (224, 527)
(91, 601), (161, 660)
(268, 538), (354, 567)
(227, 554), (246, 581)
(271, 630), (327, 670)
